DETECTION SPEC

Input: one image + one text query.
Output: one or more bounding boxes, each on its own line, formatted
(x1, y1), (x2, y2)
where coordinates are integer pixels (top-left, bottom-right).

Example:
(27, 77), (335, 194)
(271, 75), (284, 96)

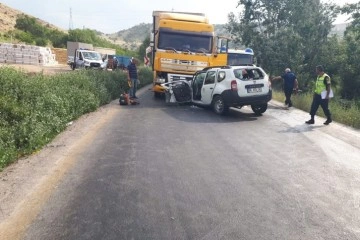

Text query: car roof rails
(232, 64), (256, 67)
(202, 65), (232, 71)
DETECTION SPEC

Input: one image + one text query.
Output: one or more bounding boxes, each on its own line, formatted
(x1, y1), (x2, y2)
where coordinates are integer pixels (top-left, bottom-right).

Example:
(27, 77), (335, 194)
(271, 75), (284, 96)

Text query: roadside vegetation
(0, 66), (153, 170)
(272, 90), (360, 129)
(228, 1), (360, 103)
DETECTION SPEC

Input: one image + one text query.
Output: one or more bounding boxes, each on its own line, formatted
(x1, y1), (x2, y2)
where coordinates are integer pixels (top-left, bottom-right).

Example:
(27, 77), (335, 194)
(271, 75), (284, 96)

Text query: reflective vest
(315, 73), (330, 94)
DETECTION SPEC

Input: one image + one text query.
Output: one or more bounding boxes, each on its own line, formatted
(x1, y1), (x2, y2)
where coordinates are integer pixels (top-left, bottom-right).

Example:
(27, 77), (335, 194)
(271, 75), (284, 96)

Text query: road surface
(1, 86), (360, 240)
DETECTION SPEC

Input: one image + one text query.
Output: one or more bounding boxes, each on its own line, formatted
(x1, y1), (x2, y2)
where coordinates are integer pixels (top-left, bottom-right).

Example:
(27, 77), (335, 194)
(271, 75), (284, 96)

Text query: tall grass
(0, 66), (153, 169)
(272, 90), (360, 129)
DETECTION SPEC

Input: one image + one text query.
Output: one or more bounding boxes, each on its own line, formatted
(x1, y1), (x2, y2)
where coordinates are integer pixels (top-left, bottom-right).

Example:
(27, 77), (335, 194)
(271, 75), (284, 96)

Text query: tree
(13, 30), (34, 44)
(48, 29), (68, 48)
(137, 36), (150, 63)
(68, 29), (96, 44)
(227, 0), (339, 81)
(35, 38), (48, 47)
(15, 14), (36, 33)
(15, 14), (47, 39)
(339, 2), (360, 99)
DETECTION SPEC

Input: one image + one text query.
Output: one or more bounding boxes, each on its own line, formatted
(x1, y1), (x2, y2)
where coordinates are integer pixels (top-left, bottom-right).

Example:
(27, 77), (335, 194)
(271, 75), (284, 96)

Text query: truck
(215, 36), (255, 66)
(150, 11), (227, 97)
(68, 49), (107, 70)
(227, 48), (255, 66)
(66, 41), (107, 70)
(114, 55), (131, 70)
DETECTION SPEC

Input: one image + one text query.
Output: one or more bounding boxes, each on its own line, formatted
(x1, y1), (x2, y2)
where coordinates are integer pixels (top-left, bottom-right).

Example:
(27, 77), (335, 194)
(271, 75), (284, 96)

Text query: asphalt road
(2, 86), (360, 240)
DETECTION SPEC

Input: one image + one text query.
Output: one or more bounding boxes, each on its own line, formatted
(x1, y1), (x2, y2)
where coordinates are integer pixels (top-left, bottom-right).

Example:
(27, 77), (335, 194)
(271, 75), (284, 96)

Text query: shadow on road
(120, 89), (262, 123)
(278, 124), (325, 134)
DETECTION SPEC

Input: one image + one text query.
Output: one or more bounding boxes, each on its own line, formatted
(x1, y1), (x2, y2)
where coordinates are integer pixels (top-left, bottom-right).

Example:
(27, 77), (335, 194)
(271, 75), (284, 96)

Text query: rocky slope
(0, 2), (65, 33)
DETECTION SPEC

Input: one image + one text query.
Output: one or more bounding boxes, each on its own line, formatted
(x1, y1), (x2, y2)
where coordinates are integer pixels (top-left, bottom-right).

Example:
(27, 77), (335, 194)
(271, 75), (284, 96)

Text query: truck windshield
(82, 52), (102, 61)
(158, 30), (213, 53)
(228, 53), (253, 66)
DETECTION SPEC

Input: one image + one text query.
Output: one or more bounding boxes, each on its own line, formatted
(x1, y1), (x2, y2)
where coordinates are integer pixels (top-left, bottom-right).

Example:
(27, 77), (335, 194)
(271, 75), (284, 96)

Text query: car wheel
(251, 103), (268, 115)
(212, 95), (229, 115)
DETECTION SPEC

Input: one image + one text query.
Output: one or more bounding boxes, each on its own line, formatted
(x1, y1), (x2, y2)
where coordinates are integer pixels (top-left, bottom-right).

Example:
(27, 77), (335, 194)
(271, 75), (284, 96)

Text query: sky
(1, 0), (359, 34)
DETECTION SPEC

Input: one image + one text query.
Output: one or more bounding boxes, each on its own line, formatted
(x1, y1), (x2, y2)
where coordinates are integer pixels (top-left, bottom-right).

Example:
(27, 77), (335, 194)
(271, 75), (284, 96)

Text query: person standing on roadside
(272, 68), (298, 107)
(305, 65), (332, 125)
(127, 57), (139, 99)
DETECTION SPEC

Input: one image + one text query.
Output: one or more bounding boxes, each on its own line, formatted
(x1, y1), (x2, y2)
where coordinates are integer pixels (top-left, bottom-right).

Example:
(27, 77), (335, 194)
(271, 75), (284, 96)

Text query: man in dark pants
(127, 57), (139, 99)
(272, 68), (298, 107)
(305, 65), (332, 125)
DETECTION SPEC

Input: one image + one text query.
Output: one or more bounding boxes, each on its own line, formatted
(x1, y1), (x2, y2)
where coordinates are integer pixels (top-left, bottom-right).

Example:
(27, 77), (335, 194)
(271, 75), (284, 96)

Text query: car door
(75, 51), (85, 68)
(201, 70), (217, 104)
(191, 71), (206, 101)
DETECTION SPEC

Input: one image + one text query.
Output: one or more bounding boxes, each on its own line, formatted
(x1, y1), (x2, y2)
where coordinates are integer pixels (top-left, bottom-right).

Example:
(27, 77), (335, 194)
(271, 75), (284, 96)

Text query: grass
(272, 90), (360, 129)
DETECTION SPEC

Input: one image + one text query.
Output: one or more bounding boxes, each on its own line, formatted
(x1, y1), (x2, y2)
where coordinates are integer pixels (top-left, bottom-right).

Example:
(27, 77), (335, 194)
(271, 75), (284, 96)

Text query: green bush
(138, 66), (154, 88)
(0, 66), (154, 170)
(0, 66), (155, 169)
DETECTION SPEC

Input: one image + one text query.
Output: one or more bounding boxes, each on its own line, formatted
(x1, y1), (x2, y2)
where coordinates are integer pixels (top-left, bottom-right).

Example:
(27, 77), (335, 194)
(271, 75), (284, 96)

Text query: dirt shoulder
(0, 63), (71, 75)
(0, 100), (120, 224)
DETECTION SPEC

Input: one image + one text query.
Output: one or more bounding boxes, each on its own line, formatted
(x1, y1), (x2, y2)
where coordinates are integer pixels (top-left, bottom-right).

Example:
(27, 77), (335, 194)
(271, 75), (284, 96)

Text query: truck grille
(90, 62), (101, 68)
(160, 58), (208, 73)
(168, 74), (193, 82)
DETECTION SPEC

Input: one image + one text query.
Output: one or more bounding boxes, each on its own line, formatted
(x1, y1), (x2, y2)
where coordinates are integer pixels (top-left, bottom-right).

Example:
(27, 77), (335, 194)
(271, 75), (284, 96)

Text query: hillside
(105, 23), (230, 50)
(0, 2), (350, 51)
(0, 3), (21, 32)
(104, 22), (349, 50)
(0, 3), (65, 33)
(106, 23), (152, 50)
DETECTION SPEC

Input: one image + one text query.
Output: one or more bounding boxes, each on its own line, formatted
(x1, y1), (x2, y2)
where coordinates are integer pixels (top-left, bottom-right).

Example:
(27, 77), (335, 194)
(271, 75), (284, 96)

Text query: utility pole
(69, 8), (73, 30)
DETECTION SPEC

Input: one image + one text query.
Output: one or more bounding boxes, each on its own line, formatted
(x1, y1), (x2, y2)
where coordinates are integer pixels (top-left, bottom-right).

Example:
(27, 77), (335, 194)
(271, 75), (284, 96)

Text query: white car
(164, 65), (272, 115)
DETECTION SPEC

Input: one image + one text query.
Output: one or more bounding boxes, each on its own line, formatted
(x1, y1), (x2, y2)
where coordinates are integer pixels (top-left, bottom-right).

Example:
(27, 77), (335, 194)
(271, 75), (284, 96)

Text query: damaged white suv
(163, 65), (272, 115)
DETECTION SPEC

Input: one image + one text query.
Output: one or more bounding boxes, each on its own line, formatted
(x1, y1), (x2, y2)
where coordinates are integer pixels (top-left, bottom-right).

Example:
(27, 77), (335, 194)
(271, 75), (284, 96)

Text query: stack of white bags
(0, 43), (58, 66)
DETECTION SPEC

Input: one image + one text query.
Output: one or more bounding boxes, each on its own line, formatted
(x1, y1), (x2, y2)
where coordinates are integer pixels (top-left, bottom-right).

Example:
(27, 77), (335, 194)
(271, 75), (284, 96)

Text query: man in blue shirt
(272, 68), (298, 107)
(127, 57), (139, 99)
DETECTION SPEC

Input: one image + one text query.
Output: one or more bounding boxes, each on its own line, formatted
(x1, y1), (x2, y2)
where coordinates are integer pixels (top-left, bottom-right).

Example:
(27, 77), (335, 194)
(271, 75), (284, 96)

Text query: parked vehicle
(227, 48), (255, 66)
(104, 54), (116, 70)
(114, 55), (131, 70)
(162, 65), (272, 115)
(68, 49), (107, 70)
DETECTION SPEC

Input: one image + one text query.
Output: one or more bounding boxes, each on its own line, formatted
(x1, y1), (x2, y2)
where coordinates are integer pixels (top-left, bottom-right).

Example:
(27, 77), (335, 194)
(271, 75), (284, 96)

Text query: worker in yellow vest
(305, 65), (332, 125)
